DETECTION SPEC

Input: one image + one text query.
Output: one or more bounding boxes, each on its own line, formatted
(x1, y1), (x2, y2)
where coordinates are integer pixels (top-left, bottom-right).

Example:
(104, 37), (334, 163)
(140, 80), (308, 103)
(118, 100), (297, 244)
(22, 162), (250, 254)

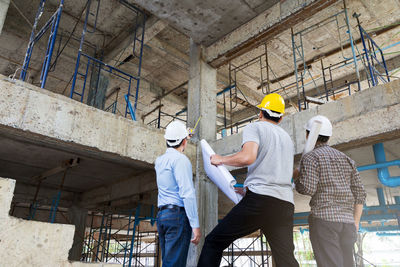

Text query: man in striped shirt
(294, 115), (366, 267)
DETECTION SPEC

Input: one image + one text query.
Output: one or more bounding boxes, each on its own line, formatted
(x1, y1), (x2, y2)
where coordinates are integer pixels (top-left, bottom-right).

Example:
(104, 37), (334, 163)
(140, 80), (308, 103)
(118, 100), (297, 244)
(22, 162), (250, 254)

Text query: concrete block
(0, 78), (28, 128)
(0, 177), (14, 219)
(0, 177), (123, 266)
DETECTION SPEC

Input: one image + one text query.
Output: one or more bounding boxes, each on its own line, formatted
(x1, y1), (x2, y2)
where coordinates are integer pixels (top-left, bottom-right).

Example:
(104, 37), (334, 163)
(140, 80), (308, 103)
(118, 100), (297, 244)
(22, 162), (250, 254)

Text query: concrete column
(67, 206), (88, 261)
(186, 38), (218, 266)
(0, 0), (10, 35)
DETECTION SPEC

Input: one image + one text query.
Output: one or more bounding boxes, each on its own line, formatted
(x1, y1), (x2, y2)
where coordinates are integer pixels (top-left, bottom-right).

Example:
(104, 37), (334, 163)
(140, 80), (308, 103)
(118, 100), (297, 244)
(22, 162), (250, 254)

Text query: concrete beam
(0, 0), (10, 35)
(205, 0), (337, 68)
(104, 16), (168, 64)
(0, 75), (196, 167)
(211, 79), (400, 156)
(80, 170), (157, 207)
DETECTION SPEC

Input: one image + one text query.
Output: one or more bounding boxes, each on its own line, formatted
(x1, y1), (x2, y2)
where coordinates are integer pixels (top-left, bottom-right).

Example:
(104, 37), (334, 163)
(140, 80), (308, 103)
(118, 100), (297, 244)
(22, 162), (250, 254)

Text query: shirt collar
(315, 143), (329, 149)
(166, 148), (180, 154)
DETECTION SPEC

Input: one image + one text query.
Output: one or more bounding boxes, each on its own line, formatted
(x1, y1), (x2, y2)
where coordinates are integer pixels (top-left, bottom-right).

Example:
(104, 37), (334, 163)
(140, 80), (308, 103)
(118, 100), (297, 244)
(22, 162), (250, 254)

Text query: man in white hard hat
(155, 120), (201, 267)
(293, 115), (366, 267)
(198, 93), (299, 267)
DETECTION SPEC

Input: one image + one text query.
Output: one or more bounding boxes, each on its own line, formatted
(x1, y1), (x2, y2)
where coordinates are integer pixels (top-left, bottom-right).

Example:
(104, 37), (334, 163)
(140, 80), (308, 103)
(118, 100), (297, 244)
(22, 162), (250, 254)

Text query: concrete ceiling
(130, 0), (280, 46)
(0, 134), (151, 194)
(3, 0), (400, 130)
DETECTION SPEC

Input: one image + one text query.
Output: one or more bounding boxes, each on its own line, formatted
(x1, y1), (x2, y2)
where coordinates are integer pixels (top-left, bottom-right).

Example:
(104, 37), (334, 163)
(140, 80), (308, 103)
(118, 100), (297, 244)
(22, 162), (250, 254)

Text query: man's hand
(354, 221), (360, 232)
(235, 187), (246, 197)
(293, 167), (300, 181)
(191, 227), (201, 245)
(210, 154), (224, 166)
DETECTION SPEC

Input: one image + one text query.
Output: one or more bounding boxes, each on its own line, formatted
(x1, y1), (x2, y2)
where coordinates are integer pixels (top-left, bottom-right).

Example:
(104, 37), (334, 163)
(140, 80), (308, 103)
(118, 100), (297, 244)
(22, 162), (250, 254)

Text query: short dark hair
(261, 110), (282, 123)
(306, 130), (330, 143)
(166, 138), (186, 149)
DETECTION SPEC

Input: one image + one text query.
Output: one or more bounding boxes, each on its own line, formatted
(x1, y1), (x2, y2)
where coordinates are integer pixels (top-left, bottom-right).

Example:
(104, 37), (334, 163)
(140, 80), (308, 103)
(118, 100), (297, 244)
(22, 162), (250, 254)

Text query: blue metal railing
(20, 0), (64, 88)
(358, 25), (390, 86)
(69, 0), (145, 120)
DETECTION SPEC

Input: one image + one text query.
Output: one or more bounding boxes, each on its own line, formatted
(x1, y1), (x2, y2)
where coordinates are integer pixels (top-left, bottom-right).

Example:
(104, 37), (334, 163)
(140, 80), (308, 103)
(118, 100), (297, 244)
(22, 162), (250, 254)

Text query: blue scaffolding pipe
(48, 190), (61, 223)
(294, 204), (400, 226)
(69, 0), (145, 119)
(358, 24), (390, 86)
(126, 204), (141, 267)
(125, 94), (136, 121)
(371, 143), (400, 187)
(96, 212), (106, 260)
(360, 226), (399, 232)
(19, 0), (45, 82)
(20, 0), (64, 88)
(376, 231), (400, 236)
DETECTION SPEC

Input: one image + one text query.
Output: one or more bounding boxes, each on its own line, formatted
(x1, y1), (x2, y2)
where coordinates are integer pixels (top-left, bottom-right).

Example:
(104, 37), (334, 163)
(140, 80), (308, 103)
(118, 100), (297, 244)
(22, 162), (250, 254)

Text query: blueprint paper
(200, 139), (243, 204)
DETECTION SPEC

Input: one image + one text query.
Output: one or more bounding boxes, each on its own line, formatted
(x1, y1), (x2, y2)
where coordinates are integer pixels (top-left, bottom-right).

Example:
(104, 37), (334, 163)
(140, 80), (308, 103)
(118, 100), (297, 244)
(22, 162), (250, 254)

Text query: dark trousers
(157, 207), (192, 267)
(198, 190), (299, 267)
(309, 216), (357, 267)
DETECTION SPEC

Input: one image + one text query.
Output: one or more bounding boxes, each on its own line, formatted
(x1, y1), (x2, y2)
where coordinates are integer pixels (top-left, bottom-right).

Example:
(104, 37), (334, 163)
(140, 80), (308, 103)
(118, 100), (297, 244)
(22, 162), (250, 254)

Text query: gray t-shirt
(242, 121), (294, 204)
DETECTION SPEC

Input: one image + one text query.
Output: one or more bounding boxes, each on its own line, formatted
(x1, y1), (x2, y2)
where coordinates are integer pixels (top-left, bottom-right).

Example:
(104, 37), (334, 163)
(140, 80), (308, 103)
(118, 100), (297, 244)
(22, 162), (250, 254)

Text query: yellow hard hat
(257, 93), (285, 115)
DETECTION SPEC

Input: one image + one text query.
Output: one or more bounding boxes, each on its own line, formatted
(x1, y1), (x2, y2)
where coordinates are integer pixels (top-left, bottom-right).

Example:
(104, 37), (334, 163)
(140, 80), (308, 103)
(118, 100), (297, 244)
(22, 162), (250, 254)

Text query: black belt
(158, 204), (184, 211)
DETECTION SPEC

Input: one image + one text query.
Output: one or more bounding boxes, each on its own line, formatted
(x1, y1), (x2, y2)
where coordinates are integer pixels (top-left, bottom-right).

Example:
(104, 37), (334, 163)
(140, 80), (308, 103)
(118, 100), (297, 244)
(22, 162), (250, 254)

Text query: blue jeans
(157, 207), (192, 267)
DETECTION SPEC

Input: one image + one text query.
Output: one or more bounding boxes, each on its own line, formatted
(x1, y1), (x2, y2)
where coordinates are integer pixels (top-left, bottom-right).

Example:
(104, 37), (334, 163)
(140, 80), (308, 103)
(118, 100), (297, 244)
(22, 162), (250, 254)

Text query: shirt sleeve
(242, 124), (260, 146)
(350, 161), (367, 205)
(173, 157), (200, 228)
(295, 154), (319, 196)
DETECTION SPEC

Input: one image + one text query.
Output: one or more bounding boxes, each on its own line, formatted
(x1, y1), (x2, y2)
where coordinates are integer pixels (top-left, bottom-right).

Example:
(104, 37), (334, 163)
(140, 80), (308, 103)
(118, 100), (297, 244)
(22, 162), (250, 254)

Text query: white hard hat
(164, 121), (188, 146)
(305, 115), (332, 137)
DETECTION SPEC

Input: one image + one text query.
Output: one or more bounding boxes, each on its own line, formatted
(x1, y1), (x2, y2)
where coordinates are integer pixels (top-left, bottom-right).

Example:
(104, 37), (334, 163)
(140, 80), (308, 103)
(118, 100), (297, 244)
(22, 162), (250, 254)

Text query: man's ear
(258, 111), (263, 119)
(278, 116), (283, 123)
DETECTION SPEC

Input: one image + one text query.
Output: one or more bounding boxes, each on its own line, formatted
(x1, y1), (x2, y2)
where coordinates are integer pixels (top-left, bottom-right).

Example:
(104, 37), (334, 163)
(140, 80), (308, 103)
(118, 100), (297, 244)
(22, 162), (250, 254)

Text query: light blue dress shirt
(155, 148), (200, 228)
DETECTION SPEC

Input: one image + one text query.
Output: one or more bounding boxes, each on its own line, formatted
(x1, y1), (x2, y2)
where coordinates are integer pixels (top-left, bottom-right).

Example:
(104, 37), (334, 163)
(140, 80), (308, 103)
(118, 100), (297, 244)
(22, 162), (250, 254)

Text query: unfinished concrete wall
(0, 75), (196, 166)
(0, 177), (121, 267)
(212, 79), (400, 156)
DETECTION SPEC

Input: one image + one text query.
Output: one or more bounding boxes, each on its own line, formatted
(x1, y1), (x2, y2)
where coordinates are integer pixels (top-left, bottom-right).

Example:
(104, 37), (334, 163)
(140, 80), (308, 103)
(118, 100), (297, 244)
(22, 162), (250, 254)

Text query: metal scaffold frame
(19, 0), (64, 88)
(291, 1), (360, 111)
(82, 204), (159, 267)
(69, 0), (146, 121)
(353, 14), (391, 87)
(221, 231), (271, 266)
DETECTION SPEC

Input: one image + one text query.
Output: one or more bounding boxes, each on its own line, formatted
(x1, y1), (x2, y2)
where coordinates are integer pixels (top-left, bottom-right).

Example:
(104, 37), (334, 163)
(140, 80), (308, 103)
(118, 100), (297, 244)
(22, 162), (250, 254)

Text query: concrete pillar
(186, 38), (218, 266)
(0, 0), (10, 35)
(67, 206), (88, 261)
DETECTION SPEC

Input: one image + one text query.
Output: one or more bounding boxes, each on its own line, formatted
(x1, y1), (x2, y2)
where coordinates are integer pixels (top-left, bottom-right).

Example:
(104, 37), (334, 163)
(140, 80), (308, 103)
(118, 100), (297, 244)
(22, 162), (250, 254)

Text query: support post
(68, 205), (88, 261)
(0, 0), (10, 35)
(186, 38), (218, 266)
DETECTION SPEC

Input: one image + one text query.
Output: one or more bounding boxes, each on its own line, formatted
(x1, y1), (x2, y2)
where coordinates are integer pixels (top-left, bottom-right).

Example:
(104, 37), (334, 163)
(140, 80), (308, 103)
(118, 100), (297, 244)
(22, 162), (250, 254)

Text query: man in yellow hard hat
(197, 93), (299, 267)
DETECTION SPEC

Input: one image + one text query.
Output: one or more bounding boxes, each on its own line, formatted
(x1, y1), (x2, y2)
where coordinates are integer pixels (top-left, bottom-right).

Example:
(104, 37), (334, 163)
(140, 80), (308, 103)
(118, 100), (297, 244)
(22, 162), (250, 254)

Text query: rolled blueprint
(200, 139), (243, 204)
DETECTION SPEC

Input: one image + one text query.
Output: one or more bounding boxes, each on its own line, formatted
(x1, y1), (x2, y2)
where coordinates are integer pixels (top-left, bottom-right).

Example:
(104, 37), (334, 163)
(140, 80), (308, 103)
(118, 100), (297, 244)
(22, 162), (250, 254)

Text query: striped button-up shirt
(295, 144), (366, 223)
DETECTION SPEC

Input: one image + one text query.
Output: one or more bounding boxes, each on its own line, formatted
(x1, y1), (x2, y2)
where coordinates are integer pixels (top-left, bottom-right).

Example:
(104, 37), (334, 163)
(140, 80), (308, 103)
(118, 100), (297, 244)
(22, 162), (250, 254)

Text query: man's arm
(173, 158), (201, 245)
(210, 142), (258, 167)
(353, 204), (363, 232)
(350, 163), (366, 231)
(295, 155), (319, 196)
